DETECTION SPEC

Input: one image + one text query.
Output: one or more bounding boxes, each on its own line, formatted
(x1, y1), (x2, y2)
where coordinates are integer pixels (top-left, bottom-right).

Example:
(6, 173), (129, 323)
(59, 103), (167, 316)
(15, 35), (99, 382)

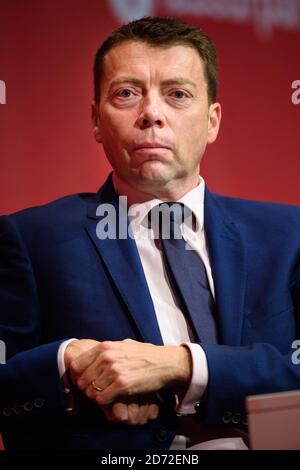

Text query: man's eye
(119, 89), (133, 98)
(171, 90), (188, 99)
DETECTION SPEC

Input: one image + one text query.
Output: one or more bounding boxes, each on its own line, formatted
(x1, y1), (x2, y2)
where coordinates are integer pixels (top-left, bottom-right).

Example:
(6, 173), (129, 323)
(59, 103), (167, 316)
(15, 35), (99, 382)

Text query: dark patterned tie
(150, 202), (218, 344)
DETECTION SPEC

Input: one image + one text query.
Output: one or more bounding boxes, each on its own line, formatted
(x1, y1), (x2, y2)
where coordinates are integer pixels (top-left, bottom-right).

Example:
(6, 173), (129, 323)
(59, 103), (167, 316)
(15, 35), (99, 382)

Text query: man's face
(92, 40), (221, 197)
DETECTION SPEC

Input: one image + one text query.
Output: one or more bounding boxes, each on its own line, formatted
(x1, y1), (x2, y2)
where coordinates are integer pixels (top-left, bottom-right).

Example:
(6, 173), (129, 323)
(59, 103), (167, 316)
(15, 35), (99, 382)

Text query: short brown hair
(93, 16), (218, 105)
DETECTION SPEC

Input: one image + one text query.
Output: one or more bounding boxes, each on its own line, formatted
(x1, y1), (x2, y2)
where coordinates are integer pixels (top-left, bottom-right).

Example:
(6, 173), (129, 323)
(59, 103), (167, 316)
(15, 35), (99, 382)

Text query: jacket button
(24, 401), (33, 412)
(154, 427), (169, 442)
(3, 408), (12, 417)
(222, 411), (232, 424)
(194, 402), (202, 413)
(232, 413), (241, 425)
(12, 405), (22, 414)
(33, 398), (45, 409)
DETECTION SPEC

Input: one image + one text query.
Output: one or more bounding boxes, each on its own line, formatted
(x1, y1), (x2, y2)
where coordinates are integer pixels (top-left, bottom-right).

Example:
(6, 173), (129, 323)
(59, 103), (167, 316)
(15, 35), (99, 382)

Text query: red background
(0, 0), (300, 451)
(1, 0), (300, 216)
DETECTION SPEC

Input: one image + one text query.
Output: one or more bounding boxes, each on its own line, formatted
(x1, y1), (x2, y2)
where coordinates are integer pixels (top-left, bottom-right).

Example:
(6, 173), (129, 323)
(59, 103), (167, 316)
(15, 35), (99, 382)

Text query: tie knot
(148, 202), (190, 239)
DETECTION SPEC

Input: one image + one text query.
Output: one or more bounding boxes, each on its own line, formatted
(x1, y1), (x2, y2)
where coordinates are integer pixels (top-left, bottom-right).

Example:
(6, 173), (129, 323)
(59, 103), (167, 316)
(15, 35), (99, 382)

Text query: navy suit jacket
(1, 174), (300, 449)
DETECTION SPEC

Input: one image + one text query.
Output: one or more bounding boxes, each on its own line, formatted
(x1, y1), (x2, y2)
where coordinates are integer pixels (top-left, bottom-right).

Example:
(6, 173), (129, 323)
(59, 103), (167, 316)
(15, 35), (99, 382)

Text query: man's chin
(135, 161), (174, 185)
(136, 172), (173, 190)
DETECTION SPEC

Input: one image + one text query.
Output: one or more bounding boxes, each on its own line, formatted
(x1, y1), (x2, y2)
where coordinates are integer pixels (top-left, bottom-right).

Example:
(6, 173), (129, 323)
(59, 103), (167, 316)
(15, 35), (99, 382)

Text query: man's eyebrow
(160, 78), (197, 89)
(109, 76), (197, 89)
(109, 76), (144, 88)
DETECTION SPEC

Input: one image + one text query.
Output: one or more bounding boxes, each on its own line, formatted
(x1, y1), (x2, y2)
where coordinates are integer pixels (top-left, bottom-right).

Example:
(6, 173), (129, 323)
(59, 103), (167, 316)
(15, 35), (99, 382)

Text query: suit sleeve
(200, 273), (300, 425)
(0, 215), (66, 429)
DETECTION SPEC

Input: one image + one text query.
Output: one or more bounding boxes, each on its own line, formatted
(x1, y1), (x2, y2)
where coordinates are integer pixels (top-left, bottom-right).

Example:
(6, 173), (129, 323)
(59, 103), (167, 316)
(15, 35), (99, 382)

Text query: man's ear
(91, 101), (102, 143)
(207, 102), (222, 144)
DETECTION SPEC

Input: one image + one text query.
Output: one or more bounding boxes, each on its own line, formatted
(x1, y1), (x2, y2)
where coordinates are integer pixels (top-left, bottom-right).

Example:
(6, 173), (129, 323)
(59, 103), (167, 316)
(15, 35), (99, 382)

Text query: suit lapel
(204, 189), (247, 346)
(83, 175), (163, 345)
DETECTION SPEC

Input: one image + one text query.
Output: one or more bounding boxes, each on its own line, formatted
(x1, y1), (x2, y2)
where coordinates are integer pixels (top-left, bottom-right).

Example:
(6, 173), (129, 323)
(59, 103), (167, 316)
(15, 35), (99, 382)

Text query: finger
(148, 403), (159, 420)
(136, 396), (159, 424)
(93, 367), (155, 405)
(70, 340), (120, 379)
(126, 395), (159, 425)
(102, 406), (117, 422)
(74, 362), (106, 393)
(103, 397), (159, 425)
(69, 344), (102, 377)
(102, 403), (126, 422)
(127, 401), (140, 425)
(72, 350), (117, 393)
(94, 377), (128, 405)
(136, 402), (149, 425)
(73, 346), (121, 392)
(110, 402), (129, 422)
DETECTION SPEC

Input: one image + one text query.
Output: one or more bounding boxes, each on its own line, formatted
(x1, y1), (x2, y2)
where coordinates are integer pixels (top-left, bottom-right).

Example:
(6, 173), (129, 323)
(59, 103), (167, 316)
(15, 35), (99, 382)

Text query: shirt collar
(112, 172), (205, 233)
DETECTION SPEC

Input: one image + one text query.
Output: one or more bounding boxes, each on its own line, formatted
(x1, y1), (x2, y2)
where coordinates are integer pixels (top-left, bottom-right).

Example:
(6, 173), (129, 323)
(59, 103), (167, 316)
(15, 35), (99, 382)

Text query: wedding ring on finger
(91, 380), (104, 392)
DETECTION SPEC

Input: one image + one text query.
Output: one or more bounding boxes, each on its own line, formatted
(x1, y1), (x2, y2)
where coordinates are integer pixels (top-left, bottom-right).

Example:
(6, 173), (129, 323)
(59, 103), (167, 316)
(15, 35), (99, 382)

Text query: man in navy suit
(0, 16), (300, 450)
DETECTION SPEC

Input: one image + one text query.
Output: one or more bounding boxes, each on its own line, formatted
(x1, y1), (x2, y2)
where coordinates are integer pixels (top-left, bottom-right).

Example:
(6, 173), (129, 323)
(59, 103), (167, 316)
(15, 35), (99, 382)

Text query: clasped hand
(64, 338), (192, 425)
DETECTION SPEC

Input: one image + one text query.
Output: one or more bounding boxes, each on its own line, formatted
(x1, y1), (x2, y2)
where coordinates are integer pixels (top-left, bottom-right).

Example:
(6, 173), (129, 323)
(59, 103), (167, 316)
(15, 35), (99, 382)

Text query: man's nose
(136, 95), (165, 129)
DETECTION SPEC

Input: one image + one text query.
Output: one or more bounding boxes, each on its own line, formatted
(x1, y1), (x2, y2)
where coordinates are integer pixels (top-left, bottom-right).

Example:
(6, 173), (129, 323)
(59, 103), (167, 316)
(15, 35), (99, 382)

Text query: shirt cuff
(57, 338), (78, 413)
(57, 338), (78, 379)
(176, 342), (208, 415)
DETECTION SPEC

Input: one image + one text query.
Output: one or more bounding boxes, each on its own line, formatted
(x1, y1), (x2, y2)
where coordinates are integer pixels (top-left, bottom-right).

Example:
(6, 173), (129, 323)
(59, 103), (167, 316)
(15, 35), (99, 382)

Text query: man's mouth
(133, 142), (171, 151)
